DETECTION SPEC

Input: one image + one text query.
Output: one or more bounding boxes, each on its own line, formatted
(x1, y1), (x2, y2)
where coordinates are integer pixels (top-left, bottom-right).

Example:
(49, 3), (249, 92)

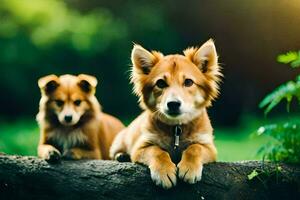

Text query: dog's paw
(62, 149), (81, 160)
(177, 160), (203, 184)
(149, 161), (177, 189)
(45, 149), (61, 163)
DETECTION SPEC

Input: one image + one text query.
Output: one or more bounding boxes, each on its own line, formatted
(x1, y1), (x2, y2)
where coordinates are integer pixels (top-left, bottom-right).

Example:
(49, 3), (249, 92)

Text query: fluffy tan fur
(110, 39), (222, 189)
(37, 74), (124, 161)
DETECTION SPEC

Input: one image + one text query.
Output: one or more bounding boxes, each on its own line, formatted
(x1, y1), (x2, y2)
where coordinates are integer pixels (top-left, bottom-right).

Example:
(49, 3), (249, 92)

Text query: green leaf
(264, 97), (282, 115)
(259, 79), (300, 115)
(248, 170), (259, 180)
(291, 59), (300, 68)
(277, 51), (298, 64)
(254, 122), (300, 163)
(296, 75), (300, 82)
(286, 95), (292, 112)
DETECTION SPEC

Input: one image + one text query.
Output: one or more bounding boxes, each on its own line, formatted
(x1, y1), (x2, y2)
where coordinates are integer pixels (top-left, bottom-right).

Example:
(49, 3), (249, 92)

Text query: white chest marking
(47, 129), (87, 151)
(185, 133), (213, 144)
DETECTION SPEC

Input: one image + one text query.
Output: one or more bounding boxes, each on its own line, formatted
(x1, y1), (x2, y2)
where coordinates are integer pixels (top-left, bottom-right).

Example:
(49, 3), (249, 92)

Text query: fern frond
(255, 122), (300, 163)
(259, 79), (300, 115)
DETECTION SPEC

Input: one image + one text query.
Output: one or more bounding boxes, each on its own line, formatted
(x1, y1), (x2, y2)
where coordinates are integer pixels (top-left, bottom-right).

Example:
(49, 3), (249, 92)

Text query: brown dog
(110, 39), (222, 189)
(37, 74), (124, 162)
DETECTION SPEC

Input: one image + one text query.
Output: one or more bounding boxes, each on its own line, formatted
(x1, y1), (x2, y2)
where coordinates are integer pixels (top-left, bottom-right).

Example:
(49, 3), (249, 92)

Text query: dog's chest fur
(47, 128), (88, 152)
(143, 128), (213, 163)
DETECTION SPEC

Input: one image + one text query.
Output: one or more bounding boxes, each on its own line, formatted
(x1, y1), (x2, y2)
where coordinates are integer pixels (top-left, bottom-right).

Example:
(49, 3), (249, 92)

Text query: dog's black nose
(64, 115), (73, 123)
(167, 101), (181, 114)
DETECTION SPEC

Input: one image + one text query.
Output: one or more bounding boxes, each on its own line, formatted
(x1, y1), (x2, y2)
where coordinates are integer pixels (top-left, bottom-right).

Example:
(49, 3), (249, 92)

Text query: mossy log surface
(0, 155), (299, 200)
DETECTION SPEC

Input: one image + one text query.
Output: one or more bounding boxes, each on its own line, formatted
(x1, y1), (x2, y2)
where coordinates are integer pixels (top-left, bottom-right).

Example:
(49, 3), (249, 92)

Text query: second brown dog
(37, 74), (124, 162)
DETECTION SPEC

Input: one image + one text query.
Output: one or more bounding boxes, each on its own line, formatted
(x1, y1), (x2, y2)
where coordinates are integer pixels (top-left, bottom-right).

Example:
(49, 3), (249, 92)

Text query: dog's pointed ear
(38, 74), (59, 94)
(184, 39), (222, 102)
(185, 39), (218, 73)
(77, 74), (98, 94)
(131, 44), (161, 74)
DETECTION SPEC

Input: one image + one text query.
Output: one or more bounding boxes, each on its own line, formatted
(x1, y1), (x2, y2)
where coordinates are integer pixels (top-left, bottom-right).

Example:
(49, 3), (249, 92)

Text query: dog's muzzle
(166, 100), (181, 116)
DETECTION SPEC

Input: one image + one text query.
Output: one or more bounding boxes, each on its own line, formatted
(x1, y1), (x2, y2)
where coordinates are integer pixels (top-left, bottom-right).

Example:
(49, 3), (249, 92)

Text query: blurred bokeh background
(0, 0), (299, 161)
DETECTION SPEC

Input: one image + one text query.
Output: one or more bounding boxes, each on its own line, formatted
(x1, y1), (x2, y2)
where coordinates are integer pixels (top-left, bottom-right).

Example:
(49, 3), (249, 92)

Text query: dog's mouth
(57, 113), (81, 127)
(156, 102), (199, 124)
(59, 120), (78, 126)
(165, 110), (182, 117)
(161, 109), (185, 120)
(58, 118), (78, 127)
(157, 103), (185, 121)
(157, 107), (203, 125)
(156, 110), (186, 125)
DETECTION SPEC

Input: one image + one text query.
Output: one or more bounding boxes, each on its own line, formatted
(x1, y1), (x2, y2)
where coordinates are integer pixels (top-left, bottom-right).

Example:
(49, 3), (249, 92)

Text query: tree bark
(0, 155), (299, 200)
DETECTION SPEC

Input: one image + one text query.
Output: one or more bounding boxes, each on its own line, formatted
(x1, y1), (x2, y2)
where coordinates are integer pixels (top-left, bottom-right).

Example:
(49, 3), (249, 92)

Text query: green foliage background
(0, 0), (181, 118)
(255, 51), (300, 163)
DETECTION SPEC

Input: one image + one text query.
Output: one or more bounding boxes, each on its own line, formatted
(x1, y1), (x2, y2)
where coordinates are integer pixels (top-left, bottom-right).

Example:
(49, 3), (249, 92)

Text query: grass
(0, 114), (294, 161)
(0, 119), (39, 156)
(215, 123), (268, 161)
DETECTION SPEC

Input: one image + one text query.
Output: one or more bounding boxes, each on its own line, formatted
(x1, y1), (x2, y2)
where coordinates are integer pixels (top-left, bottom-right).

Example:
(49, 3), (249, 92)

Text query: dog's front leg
(63, 148), (101, 160)
(177, 143), (217, 184)
(131, 144), (177, 189)
(38, 144), (61, 163)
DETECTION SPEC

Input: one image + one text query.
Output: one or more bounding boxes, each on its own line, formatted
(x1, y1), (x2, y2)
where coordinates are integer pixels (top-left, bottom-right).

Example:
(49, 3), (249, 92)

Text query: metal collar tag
(173, 125), (182, 149)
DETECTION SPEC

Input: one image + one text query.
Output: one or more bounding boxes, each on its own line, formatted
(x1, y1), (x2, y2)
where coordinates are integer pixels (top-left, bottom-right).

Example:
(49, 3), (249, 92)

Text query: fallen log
(0, 155), (299, 200)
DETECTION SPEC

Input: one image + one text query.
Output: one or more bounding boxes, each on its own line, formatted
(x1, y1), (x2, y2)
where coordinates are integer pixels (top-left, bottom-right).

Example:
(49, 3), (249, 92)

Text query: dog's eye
(55, 100), (64, 107)
(184, 79), (194, 87)
(74, 100), (82, 106)
(156, 79), (168, 89)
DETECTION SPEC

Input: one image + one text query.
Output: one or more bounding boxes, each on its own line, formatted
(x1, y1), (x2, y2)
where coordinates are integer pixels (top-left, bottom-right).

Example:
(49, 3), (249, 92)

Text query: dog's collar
(173, 125), (182, 149)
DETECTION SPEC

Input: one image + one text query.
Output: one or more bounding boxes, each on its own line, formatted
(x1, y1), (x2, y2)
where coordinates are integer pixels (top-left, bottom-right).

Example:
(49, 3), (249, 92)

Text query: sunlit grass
(0, 119), (39, 156)
(215, 127), (268, 161)
(215, 114), (300, 161)
(0, 115), (296, 161)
